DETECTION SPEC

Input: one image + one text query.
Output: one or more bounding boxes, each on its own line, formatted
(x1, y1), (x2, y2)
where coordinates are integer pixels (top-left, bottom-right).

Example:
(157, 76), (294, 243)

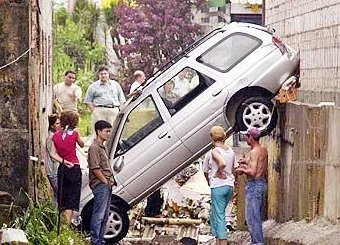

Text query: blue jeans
(91, 183), (112, 245)
(246, 179), (267, 245)
(210, 185), (233, 239)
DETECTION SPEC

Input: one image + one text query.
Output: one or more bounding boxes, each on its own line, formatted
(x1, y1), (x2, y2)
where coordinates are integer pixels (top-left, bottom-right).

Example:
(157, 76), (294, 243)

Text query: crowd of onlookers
(45, 65), (269, 245)
(45, 65), (142, 244)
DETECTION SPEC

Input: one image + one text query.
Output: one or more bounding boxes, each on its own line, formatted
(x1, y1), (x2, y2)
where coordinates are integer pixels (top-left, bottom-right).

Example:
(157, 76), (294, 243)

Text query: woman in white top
(203, 126), (236, 245)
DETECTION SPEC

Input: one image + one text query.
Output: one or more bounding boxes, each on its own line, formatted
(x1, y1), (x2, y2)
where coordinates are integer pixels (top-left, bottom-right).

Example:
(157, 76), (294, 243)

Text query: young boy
(88, 120), (116, 245)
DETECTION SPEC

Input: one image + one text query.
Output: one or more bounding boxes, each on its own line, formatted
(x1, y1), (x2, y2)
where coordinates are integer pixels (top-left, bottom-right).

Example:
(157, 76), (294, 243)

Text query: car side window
(157, 67), (215, 115)
(197, 33), (261, 72)
(116, 96), (163, 155)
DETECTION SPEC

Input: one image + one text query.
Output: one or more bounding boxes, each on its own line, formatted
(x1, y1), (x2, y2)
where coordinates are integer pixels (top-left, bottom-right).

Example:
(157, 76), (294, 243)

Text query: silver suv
(78, 22), (299, 243)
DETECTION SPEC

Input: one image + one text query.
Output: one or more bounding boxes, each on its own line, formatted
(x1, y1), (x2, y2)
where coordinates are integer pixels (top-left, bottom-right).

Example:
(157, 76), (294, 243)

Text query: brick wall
(265, 1), (340, 105)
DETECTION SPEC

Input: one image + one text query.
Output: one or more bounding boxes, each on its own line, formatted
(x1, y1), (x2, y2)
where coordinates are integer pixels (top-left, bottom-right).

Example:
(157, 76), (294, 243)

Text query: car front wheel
(81, 198), (130, 244)
(104, 203), (130, 244)
(236, 96), (278, 136)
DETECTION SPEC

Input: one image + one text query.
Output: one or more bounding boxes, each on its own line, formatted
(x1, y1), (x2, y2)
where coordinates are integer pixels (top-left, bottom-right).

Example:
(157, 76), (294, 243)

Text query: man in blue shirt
(84, 65), (126, 135)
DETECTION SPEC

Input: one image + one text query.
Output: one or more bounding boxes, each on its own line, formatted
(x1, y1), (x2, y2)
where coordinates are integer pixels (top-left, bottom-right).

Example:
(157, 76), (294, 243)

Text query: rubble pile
(174, 166), (199, 186)
(120, 164), (238, 244)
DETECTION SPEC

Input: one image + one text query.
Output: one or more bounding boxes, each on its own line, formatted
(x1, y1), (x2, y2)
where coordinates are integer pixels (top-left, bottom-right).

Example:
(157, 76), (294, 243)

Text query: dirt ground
(79, 144), (340, 245)
(227, 218), (340, 245)
(116, 218), (340, 245)
(115, 165), (340, 245)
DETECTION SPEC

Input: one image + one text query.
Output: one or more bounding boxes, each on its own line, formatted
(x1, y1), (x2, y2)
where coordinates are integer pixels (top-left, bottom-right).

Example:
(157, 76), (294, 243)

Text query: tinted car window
(197, 33), (261, 72)
(157, 68), (215, 115)
(117, 96), (163, 154)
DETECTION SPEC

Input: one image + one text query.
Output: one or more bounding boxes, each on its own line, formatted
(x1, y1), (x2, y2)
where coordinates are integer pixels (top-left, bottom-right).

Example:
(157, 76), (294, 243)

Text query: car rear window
(197, 33), (261, 72)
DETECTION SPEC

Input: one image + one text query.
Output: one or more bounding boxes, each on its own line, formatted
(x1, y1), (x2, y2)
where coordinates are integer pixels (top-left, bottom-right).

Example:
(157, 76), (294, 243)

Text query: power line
(0, 47), (32, 71)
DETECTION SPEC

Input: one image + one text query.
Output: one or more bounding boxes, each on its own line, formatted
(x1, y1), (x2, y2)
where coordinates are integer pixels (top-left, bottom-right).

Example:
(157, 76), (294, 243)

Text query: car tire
(81, 198), (130, 244)
(104, 203), (130, 244)
(235, 96), (278, 136)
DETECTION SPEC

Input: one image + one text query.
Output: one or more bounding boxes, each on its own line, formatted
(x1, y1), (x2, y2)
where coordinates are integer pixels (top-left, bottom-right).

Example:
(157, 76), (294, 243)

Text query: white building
(193, 0), (263, 32)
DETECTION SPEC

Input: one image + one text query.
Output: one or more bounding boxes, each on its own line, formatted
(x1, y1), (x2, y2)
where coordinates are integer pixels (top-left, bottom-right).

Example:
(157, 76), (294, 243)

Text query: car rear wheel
(81, 198), (130, 244)
(236, 96), (278, 136)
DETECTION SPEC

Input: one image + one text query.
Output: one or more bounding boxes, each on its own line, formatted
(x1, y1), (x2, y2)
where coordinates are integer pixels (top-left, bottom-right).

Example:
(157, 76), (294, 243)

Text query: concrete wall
(0, 0), (53, 206)
(265, 102), (340, 223)
(265, 1), (340, 106)
(234, 102), (340, 243)
(323, 106), (340, 221)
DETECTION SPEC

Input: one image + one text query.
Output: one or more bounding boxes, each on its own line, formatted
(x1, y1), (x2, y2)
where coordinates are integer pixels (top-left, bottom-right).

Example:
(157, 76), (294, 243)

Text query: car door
(112, 95), (191, 202)
(156, 66), (228, 155)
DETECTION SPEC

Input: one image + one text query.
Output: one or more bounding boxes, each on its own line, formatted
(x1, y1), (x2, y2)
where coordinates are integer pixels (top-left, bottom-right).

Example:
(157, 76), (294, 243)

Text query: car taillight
(272, 35), (288, 55)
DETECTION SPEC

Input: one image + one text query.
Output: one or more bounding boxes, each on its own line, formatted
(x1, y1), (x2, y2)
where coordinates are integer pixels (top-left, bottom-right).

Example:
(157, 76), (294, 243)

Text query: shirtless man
(236, 127), (268, 245)
(54, 71), (82, 112)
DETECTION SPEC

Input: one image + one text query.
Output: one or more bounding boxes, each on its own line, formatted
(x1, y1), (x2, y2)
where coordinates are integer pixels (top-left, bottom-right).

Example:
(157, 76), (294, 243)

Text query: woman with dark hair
(50, 110), (84, 224)
(45, 114), (61, 202)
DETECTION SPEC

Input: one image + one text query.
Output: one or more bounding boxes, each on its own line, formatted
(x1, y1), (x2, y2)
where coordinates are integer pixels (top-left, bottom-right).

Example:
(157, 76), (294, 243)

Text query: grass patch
(10, 199), (89, 245)
(78, 112), (92, 137)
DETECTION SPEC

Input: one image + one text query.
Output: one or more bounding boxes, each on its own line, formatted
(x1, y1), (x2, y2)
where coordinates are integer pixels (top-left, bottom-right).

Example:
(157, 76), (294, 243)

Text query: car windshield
(106, 95), (137, 155)
(115, 96), (163, 156)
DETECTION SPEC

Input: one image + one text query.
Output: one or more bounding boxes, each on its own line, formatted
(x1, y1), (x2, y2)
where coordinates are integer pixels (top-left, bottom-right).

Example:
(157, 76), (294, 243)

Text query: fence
(237, 102), (340, 229)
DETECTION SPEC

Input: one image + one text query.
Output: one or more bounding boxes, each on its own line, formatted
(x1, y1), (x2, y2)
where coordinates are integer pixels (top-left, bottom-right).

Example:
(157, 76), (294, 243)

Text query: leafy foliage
(10, 197), (89, 245)
(101, 0), (136, 26)
(53, 0), (106, 134)
(114, 0), (206, 83)
(72, 0), (100, 43)
(53, 2), (105, 86)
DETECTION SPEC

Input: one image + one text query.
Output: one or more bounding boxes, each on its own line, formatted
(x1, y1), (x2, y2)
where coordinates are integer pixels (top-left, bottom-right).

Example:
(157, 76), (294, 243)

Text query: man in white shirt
(173, 70), (190, 97)
(129, 70), (146, 94)
(84, 66), (126, 134)
(54, 71), (82, 112)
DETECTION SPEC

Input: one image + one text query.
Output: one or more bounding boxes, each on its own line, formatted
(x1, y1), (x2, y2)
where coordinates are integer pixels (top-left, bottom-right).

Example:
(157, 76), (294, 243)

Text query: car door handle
(212, 88), (222, 96)
(158, 131), (168, 139)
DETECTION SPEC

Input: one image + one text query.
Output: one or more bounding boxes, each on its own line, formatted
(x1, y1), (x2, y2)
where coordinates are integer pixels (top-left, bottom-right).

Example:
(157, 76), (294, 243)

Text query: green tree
(53, 0), (106, 135)
(53, 2), (105, 86)
(72, 0), (100, 43)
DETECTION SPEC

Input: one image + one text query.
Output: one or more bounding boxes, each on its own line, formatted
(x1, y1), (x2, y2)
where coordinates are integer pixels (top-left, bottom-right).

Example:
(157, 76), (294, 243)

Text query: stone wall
(265, 1), (340, 105)
(0, 0), (31, 207)
(0, 0), (53, 207)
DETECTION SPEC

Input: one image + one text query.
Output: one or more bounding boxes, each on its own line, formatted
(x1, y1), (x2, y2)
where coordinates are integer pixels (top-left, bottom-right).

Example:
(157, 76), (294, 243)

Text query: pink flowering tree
(113, 0), (206, 84)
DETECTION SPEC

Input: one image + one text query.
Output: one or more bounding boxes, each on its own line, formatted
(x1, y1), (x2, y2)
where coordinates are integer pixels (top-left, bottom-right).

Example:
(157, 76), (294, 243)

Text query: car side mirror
(111, 156), (124, 173)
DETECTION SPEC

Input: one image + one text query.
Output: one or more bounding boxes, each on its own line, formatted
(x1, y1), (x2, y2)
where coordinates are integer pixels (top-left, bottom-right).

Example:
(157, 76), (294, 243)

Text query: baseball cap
(241, 127), (261, 140)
